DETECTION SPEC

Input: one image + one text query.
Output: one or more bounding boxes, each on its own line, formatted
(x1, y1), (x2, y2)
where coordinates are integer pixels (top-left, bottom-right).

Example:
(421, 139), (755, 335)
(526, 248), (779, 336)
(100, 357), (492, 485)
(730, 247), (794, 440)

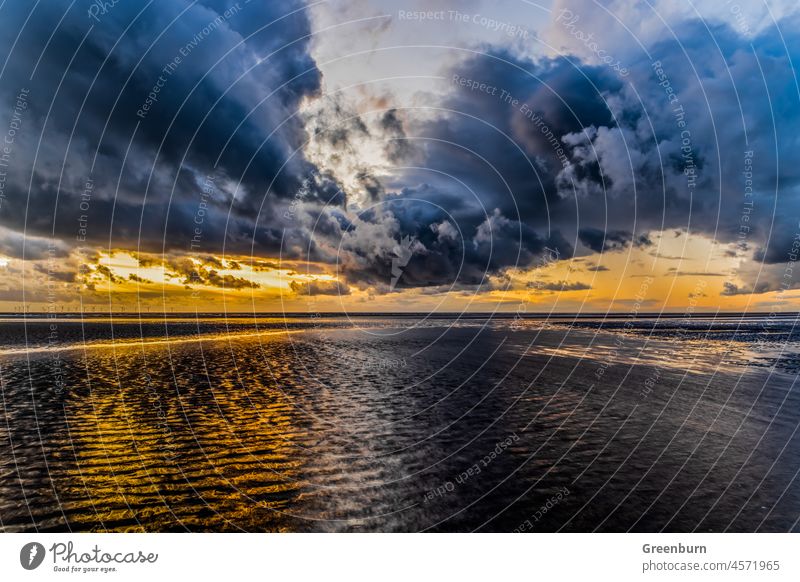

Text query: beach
(1, 314), (798, 532)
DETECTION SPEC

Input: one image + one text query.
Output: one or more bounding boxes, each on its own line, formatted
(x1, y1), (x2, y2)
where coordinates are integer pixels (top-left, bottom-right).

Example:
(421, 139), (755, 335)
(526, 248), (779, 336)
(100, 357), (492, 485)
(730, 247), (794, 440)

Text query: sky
(0, 0), (799, 313)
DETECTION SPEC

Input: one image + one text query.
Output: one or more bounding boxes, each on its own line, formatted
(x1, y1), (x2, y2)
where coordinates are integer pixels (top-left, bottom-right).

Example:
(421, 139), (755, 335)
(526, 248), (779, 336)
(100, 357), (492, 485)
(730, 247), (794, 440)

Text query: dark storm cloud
(322, 193), (575, 289)
(579, 228), (632, 252)
(752, 221), (800, 264)
(296, 50), (623, 289)
(0, 227), (70, 260)
(322, 41), (643, 287)
(379, 15), (800, 291)
(0, 0), (326, 258)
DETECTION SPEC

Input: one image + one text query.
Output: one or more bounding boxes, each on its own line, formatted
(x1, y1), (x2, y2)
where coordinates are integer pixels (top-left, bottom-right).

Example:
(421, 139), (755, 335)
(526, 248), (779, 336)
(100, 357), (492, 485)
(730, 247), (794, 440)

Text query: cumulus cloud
(529, 280), (592, 291)
(290, 279), (350, 296)
(722, 281), (771, 296)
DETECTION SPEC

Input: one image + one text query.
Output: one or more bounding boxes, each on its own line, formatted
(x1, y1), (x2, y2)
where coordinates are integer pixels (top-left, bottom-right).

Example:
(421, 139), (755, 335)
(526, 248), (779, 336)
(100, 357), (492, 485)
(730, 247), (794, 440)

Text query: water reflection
(1, 316), (799, 531)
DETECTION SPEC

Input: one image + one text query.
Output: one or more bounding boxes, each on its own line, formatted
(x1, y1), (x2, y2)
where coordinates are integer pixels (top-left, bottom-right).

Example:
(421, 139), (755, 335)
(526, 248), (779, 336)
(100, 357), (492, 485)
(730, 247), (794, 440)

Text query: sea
(1, 312), (799, 532)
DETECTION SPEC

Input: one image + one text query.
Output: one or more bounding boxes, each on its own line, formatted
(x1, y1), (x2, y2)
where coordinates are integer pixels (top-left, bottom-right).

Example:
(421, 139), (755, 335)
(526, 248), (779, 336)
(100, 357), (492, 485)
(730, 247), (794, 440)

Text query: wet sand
(1, 315), (799, 532)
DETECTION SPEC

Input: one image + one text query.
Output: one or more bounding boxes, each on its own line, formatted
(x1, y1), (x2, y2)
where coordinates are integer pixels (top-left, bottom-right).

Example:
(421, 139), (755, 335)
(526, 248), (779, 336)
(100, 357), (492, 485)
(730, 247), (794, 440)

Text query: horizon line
(2, 311), (799, 318)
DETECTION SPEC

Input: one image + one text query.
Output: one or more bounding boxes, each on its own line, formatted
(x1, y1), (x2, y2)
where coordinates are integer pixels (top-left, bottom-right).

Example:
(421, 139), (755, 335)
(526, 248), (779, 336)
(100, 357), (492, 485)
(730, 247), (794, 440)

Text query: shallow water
(1, 314), (799, 531)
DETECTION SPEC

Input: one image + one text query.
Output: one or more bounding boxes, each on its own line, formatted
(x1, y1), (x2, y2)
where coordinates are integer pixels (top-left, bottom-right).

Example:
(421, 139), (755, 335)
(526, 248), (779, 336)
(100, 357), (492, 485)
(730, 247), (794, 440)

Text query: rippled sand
(1, 315), (799, 531)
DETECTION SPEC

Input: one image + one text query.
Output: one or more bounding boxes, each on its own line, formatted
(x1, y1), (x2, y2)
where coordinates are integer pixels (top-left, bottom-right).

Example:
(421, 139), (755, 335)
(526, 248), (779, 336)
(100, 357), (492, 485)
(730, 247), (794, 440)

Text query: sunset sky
(1, 0), (799, 313)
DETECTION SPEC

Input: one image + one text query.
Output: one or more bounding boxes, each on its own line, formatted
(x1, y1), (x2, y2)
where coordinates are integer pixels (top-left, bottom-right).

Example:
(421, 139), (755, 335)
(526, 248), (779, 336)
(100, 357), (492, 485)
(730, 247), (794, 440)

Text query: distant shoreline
(1, 311), (798, 320)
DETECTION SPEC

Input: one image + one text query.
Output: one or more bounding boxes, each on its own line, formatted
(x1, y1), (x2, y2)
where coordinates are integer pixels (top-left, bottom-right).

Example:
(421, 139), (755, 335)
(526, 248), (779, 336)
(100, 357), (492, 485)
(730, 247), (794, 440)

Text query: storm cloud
(0, 0), (326, 258)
